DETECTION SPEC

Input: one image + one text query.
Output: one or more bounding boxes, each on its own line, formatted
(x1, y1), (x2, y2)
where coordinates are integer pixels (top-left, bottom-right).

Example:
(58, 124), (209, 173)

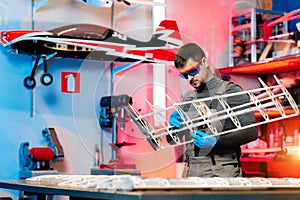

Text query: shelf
(231, 49), (262, 57)
(231, 23), (251, 33)
(254, 107), (300, 118)
(242, 146), (300, 155)
(219, 54), (300, 75)
(231, 8), (252, 17)
(229, 8), (288, 66)
(242, 148), (282, 154)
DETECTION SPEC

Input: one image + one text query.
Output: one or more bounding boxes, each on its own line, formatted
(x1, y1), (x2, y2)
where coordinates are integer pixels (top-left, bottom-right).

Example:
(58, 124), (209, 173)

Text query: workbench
(2, 177), (300, 200)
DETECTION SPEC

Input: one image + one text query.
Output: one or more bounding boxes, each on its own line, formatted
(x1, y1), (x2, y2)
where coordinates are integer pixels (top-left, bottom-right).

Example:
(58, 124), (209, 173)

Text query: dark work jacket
(180, 77), (258, 158)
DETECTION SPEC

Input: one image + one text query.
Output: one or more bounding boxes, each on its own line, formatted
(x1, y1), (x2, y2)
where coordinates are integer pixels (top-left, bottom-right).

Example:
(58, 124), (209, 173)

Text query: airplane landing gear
(24, 55), (53, 89)
(40, 72), (53, 86)
(23, 76), (36, 89)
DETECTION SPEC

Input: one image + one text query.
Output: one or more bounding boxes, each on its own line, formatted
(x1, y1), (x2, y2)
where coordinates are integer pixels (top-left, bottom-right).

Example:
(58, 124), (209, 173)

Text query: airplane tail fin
(154, 20), (183, 48)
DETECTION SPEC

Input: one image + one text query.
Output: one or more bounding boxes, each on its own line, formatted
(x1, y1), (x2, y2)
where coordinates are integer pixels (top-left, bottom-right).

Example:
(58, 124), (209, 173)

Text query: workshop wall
(114, 0), (264, 178)
(165, 0), (263, 91)
(0, 0), (152, 196)
(166, 0), (262, 69)
(0, 0), (269, 198)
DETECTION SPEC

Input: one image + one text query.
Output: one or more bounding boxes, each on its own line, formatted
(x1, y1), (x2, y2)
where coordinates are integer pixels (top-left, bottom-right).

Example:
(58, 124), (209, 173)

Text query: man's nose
(188, 74), (196, 80)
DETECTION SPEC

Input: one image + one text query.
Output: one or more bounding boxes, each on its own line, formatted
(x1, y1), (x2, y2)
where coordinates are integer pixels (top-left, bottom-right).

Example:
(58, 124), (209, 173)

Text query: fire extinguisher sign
(61, 72), (80, 93)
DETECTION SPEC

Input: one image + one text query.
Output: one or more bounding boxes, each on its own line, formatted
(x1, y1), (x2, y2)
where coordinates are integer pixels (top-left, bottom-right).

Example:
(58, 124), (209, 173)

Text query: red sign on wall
(61, 72), (80, 93)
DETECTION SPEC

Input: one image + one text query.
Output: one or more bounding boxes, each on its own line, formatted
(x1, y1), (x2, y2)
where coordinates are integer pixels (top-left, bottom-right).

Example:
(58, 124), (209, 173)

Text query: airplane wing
(77, 0), (165, 7)
(125, 0), (166, 7)
(125, 75), (299, 151)
(76, 0), (113, 7)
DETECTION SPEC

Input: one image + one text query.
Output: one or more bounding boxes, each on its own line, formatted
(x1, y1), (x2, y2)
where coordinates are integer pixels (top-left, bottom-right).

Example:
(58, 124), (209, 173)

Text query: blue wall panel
(272, 0), (300, 31)
(0, 1), (110, 198)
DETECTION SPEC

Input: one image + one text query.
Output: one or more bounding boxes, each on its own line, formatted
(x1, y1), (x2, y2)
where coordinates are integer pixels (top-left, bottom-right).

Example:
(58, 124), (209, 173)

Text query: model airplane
(77, 0), (166, 7)
(0, 20), (182, 88)
(125, 75), (299, 151)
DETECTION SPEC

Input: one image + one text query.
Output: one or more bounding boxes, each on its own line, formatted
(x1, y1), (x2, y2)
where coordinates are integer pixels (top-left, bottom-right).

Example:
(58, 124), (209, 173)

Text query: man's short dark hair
(174, 43), (206, 68)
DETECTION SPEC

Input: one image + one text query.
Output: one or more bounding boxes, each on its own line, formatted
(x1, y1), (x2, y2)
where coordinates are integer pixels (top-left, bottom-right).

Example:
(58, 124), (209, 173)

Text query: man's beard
(190, 78), (198, 88)
(190, 78), (204, 89)
(190, 79), (206, 91)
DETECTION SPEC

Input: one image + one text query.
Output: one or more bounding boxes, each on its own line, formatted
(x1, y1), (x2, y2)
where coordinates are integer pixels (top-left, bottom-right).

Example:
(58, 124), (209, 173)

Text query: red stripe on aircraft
(4, 30), (41, 42)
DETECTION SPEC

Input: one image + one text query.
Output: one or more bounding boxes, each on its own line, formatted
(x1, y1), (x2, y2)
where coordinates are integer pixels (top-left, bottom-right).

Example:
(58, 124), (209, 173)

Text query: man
(170, 43), (258, 177)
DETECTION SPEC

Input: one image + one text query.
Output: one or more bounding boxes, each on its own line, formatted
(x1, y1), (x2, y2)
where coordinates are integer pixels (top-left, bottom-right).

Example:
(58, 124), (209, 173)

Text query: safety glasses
(179, 60), (201, 79)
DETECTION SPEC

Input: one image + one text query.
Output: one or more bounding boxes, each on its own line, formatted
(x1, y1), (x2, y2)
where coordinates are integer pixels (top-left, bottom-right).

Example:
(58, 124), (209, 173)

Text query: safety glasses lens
(179, 66), (200, 79)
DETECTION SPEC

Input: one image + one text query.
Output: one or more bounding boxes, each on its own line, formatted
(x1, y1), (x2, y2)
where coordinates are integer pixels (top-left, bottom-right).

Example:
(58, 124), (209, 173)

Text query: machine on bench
(19, 127), (64, 179)
(92, 94), (139, 175)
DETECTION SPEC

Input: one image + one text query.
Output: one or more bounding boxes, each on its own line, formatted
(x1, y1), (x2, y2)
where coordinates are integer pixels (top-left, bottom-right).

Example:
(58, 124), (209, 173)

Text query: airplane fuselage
(0, 24), (177, 63)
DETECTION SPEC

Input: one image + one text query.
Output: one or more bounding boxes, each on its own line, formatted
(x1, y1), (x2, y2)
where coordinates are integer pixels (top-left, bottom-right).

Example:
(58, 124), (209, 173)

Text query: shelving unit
(254, 107), (299, 118)
(220, 54), (300, 74)
(222, 9), (300, 177)
(229, 8), (287, 66)
(219, 54), (300, 173)
(219, 56), (299, 133)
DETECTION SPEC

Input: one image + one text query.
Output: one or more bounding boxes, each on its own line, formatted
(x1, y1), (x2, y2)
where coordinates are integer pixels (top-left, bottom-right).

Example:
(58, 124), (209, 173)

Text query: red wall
(112, 0), (265, 178)
(113, 63), (178, 178)
(166, 0), (240, 66)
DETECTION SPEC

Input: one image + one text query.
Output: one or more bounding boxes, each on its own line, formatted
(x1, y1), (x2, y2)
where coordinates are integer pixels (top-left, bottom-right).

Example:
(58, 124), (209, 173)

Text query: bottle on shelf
(269, 131), (274, 148)
(294, 128), (298, 146)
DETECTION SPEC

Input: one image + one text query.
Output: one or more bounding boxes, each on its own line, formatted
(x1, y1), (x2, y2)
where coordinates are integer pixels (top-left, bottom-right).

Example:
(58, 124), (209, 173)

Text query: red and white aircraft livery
(77, 0), (166, 7)
(0, 20), (182, 88)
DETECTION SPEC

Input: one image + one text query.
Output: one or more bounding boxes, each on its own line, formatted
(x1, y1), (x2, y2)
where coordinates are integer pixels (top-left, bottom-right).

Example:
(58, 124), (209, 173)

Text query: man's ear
(202, 57), (209, 68)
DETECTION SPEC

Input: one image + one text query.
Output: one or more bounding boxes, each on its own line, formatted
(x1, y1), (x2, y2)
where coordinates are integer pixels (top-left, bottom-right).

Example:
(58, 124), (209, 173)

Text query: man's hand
(169, 111), (185, 128)
(191, 130), (217, 149)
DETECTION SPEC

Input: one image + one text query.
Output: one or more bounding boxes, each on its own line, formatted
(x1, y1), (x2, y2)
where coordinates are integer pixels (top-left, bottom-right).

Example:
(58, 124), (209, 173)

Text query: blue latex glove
(191, 130), (217, 149)
(169, 111), (185, 128)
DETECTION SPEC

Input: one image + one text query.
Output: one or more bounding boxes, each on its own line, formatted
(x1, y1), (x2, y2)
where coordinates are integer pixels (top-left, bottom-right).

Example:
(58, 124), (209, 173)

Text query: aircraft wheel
(23, 76), (36, 89)
(40, 73), (53, 86)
